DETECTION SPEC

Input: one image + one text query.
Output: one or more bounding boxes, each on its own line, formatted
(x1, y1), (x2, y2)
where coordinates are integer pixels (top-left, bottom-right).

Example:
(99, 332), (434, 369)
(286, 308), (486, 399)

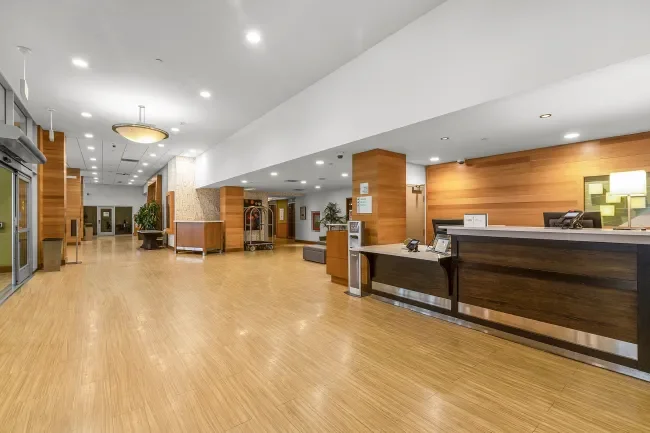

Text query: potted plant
(319, 202), (346, 242)
(134, 202), (160, 231)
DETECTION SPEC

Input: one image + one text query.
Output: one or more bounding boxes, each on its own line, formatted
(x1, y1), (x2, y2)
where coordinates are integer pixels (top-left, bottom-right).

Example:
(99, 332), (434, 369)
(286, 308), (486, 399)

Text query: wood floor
(1, 236), (649, 432)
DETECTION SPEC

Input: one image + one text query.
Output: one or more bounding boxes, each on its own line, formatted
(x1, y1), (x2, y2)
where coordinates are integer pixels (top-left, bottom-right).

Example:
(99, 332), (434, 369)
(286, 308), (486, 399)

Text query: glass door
(98, 207), (114, 235)
(0, 165), (13, 299)
(15, 175), (30, 284)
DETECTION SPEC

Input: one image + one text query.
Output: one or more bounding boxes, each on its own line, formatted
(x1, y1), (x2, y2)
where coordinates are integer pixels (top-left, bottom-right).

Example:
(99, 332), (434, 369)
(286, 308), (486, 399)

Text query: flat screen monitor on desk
(432, 219), (464, 235)
(543, 211), (602, 228)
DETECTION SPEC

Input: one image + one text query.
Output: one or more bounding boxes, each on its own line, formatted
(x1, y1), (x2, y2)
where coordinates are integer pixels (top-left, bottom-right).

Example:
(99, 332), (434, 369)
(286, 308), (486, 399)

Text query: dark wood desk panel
(372, 254), (449, 299)
(458, 265), (637, 343)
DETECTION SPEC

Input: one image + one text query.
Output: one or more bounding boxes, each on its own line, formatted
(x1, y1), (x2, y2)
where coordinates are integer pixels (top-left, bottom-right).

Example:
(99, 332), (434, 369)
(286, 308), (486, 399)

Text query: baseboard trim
(331, 276), (348, 287)
(295, 239), (326, 245)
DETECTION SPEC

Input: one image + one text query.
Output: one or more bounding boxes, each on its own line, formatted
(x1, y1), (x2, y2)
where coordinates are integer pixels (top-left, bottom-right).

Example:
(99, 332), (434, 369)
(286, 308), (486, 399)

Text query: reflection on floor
(0, 272), (11, 291)
(0, 236), (649, 432)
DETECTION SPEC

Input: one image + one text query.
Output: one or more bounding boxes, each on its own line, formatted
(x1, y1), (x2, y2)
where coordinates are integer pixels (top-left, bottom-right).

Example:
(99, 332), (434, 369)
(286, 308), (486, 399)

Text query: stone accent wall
(169, 156), (220, 221)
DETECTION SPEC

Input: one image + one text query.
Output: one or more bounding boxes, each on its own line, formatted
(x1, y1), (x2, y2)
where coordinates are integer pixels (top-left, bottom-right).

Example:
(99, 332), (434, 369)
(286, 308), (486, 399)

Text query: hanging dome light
(112, 105), (169, 144)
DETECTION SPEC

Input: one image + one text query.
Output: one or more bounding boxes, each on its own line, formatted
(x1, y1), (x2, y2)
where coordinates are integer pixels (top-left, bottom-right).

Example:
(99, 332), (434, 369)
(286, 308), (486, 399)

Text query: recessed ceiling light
(430, 157), (440, 162)
(157, 143), (164, 147)
(133, 175), (138, 178)
(241, 180), (248, 184)
(92, 172), (97, 175)
(137, 169), (143, 173)
(93, 177), (98, 180)
(150, 153), (156, 157)
(93, 180), (98, 183)
(246, 30), (262, 45)
(564, 132), (580, 139)
(171, 127), (180, 132)
(87, 146), (95, 150)
(72, 58), (89, 68)
(315, 185), (321, 189)
(81, 112), (92, 118)
(90, 157), (97, 161)
(315, 160), (325, 165)
(540, 113), (552, 118)
(84, 133), (93, 138)
(142, 162), (149, 166)
(341, 173), (349, 177)
(199, 91), (211, 98)
(270, 172), (278, 176)
(244, 187), (256, 191)
(300, 180), (307, 184)
(91, 165), (97, 169)
(189, 149), (196, 153)
(440, 137), (449, 140)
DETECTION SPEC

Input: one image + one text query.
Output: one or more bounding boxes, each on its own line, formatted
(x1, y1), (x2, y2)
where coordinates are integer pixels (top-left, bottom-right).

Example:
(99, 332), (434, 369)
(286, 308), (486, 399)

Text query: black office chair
(543, 211), (602, 228)
(432, 219), (464, 235)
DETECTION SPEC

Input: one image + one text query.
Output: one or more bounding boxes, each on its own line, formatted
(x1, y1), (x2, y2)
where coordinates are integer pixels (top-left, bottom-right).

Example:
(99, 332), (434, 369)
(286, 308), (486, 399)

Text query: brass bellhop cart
(244, 206), (275, 251)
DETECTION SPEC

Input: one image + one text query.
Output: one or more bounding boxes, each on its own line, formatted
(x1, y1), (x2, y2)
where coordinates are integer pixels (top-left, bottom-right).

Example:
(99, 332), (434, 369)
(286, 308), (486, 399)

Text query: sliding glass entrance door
(15, 175), (30, 284)
(0, 165), (12, 300)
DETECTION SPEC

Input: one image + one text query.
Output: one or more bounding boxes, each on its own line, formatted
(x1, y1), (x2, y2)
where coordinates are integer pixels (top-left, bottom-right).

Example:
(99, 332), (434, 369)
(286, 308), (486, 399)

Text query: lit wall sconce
(631, 196), (647, 209)
(606, 193), (622, 203)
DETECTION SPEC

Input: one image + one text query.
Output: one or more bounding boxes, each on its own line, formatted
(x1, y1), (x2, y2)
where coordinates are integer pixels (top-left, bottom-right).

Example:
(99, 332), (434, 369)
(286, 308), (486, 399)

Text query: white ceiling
(212, 53), (650, 192)
(0, 0), (444, 186)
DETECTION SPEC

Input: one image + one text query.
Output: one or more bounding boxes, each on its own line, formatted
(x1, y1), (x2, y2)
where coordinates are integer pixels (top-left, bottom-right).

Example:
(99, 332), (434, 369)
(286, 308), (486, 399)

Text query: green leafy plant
(134, 201), (160, 230)
(320, 202), (346, 231)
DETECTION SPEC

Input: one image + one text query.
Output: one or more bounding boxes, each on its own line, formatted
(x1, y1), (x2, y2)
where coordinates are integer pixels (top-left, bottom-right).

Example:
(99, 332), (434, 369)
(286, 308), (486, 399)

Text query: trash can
(84, 223), (94, 241)
(42, 238), (63, 272)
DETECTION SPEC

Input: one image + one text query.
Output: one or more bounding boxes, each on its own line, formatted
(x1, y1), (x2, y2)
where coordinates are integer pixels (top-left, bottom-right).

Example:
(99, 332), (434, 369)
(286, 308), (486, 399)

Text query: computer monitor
(543, 212), (565, 228)
(543, 211), (602, 228)
(432, 219), (464, 235)
(581, 211), (602, 228)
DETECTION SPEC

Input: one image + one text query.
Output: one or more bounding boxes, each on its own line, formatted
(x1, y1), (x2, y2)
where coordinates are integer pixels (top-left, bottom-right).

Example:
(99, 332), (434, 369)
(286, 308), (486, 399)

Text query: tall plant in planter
(319, 202), (345, 241)
(134, 201), (160, 230)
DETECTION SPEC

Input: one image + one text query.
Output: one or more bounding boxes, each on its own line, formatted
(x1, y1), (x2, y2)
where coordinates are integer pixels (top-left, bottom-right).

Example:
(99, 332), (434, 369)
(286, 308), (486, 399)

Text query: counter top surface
(444, 226), (650, 244)
(175, 220), (224, 223)
(351, 244), (448, 262)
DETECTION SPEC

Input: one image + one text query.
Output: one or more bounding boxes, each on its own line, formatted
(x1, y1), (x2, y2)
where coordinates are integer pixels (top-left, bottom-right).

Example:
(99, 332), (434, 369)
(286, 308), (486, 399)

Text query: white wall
(295, 187), (352, 242)
(83, 184), (147, 209)
(406, 163), (426, 185)
(196, 0), (650, 188)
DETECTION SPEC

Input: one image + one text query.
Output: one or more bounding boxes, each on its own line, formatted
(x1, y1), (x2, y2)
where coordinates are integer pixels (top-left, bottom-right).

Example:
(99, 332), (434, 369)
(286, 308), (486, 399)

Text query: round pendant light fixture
(112, 105), (169, 144)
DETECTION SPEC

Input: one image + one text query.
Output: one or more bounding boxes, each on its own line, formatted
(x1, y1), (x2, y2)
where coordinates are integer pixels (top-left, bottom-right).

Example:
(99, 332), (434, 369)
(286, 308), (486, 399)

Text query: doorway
(287, 202), (295, 239)
(0, 162), (33, 303)
(114, 207), (133, 235)
(98, 207), (114, 235)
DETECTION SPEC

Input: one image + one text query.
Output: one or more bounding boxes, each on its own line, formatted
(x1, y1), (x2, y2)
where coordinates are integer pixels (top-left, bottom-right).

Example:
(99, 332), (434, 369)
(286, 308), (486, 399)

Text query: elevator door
(0, 165), (13, 299)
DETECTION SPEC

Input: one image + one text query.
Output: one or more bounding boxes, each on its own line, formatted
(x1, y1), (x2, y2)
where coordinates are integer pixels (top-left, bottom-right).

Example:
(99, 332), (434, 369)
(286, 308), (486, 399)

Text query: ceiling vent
(116, 172), (131, 176)
(285, 179), (299, 183)
(318, 177), (326, 181)
(120, 158), (139, 163)
(293, 189), (305, 191)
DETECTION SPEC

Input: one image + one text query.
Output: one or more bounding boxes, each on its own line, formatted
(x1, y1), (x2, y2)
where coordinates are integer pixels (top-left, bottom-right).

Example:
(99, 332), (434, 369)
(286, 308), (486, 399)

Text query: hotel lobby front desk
(353, 227), (650, 379)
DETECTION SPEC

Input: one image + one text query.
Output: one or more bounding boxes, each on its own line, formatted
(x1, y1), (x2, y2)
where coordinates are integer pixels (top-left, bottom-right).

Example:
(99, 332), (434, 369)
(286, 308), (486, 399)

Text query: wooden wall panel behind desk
(220, 186), (244, 252)
(352, 149), (406, 245)
(37, 127), (67, 266)
(326, 230), (348, 285)
(426, 132), (650, 243)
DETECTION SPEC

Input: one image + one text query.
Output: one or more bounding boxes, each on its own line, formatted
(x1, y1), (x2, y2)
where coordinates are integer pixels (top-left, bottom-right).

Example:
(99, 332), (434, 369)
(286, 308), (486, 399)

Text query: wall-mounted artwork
(300, 206), (307, 220)
(584, 174), (650, 227)
(311, 211), (321, 232)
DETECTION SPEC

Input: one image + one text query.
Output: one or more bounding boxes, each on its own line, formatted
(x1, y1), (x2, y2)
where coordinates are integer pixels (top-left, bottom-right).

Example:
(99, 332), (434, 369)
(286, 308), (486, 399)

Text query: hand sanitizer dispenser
(347, 220), (365, 297)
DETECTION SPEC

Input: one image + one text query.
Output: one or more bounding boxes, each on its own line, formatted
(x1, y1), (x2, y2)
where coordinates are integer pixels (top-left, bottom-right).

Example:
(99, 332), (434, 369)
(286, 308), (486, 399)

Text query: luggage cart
(244, 206), (275, 251)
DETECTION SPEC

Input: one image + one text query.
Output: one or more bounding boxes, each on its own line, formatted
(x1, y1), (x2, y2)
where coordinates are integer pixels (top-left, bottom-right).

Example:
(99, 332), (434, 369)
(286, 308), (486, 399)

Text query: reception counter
(353, 227), (650, 379)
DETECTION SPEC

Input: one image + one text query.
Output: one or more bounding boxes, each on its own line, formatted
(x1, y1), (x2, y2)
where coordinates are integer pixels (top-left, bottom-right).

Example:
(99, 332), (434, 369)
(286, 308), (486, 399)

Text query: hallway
(0, 237), (649, 432)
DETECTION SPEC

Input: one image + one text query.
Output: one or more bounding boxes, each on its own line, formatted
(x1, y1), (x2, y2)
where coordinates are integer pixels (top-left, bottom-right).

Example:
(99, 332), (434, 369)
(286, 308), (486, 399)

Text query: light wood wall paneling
(326, 230), (348, 286)
(37, 126), (67, 266)
(220, 186), (244, 252)
(166, 191), (175, 234)
(426, 132), (650, 243)
(352, 149), (406, 245)
(147, 175), (163, 230)
(66, 168), (82, 245)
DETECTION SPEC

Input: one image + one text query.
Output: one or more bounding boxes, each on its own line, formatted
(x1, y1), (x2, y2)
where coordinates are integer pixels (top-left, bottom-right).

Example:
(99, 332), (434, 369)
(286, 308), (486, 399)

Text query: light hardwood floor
(1, 236), (649, 432)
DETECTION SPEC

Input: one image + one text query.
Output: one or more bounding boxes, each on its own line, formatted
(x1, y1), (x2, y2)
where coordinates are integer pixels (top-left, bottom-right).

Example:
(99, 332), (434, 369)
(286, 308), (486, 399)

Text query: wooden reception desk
(353, 227), (650, 379)
(175, 221), (224, 255)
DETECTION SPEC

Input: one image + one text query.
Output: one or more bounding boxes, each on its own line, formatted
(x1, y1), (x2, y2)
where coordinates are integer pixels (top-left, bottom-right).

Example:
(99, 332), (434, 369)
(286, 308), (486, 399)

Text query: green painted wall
(0, 169), (12, 269)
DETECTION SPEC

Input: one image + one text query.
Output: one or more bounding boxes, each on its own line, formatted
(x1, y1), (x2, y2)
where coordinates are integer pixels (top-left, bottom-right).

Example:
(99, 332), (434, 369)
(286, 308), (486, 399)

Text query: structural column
(352, 149), (406, 245)
(219, 186), (244, 252)
(37, 126), (67, 267)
